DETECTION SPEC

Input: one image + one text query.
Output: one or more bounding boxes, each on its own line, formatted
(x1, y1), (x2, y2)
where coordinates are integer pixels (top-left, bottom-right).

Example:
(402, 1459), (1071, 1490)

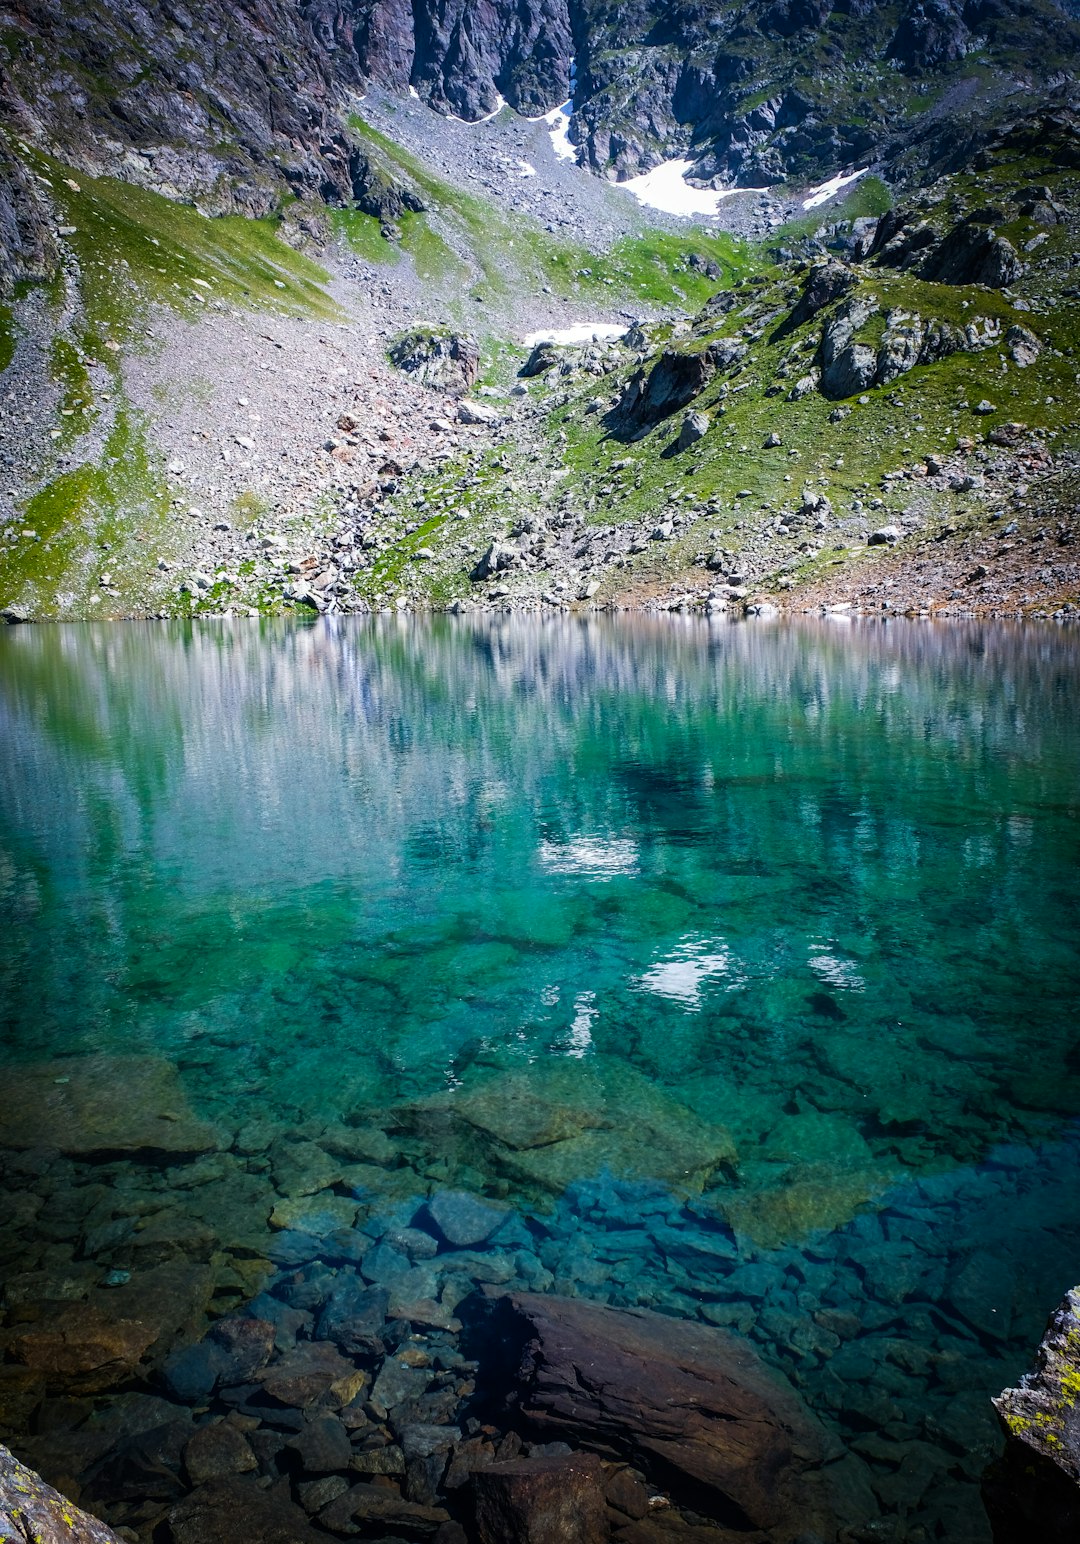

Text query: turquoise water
(1, 614), (1079, 1538)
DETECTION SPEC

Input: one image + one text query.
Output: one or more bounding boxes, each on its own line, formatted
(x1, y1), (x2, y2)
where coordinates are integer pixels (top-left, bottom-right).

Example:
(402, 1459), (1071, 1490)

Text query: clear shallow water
(1, 614), (1079, 1539)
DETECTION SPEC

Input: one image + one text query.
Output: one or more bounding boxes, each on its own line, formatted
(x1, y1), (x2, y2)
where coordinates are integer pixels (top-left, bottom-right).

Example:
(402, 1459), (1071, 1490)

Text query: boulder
(317, 1481), (448, 1535)
(388, 330), (479, 393)
(8, 1261), (216, 1393)
(255, 1343), (365, 1408)
(617, 346), (719, 429)
(395, 1059), (735, 1200)
(820, 342), (877, 399)
(425, 1190), (508, 1249)
(677, 411), (710, 450)
(985, 1285), (1080, 1542)
(1, 605), (30, 624)
(470, 541), (516, 583)
(1006, 324), (1041, 367)
(520, 342), (560, 377)
(183, 1422), (258, 1484)
(788, 259), (858, 328)
(0, 1056), (221, 1156)
(457, 399), (500, 426)
(481, 1293), (832, 1535)
(0, 1443), (124, 1544)
(921, 222), (1023, 288)
(473, 1453), (607, 1544)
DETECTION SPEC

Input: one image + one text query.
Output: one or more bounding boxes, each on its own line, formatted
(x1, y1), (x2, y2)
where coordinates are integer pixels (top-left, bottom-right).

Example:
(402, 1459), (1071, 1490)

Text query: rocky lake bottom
(0, 614), (1078, 1544)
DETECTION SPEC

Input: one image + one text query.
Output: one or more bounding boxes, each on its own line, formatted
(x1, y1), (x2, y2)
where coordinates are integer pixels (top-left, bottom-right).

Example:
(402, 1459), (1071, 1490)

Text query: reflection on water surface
(1, 614), (1078, 1542)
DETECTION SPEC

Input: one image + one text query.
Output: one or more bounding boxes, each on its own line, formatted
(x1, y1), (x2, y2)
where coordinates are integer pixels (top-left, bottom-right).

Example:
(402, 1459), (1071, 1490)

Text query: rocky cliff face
(2, 0), (1078, 270)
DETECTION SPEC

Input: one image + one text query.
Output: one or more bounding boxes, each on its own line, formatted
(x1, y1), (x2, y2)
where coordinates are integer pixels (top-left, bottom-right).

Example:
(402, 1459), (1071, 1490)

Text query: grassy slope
(353, 152), (1080, 611)
(3, 115), (1077, 618)
(0, 144), (339, 618)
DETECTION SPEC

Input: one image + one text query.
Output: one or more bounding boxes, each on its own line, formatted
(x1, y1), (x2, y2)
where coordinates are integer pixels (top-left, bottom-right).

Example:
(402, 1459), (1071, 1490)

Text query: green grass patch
(49, 335), (99, 444)
(28, 151), (338, 343)
(1, 408), (173, 617)
(330, 208), (400, 266)
(0, 304), (14, 374)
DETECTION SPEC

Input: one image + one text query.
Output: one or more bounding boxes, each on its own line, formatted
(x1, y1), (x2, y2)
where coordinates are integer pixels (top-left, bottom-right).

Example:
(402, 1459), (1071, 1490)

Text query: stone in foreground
(482, 1292), (833, 1536)
(0, 1443), (124, 1544)
(984, 1284), (1080, 1541)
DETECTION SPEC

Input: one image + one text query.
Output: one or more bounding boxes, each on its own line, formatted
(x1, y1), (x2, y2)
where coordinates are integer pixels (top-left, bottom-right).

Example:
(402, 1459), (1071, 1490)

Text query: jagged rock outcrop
(0, 1443), (125, 1544)
(477, 1292), (833, 1535)
(2, 0), (1077, 248)
(920, 218), (1024, 287)
(984, 1285), (1080, 1542)
(387, 329), (479, 392)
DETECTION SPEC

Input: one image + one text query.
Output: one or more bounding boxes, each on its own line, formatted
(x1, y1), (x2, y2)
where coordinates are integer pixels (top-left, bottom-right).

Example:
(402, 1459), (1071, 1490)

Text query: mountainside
(3, 0), (1078, 246)
(0, 0), (1078, 623)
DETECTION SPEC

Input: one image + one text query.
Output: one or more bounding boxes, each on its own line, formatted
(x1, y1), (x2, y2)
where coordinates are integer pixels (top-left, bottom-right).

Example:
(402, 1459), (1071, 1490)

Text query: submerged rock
(396, 1058), (736, 1199)
(473, 1452), (607, 1544)
(168, 1476), (326, 1544)
(481, 1293), (833, 1536)
(0, 1056), (220, 1157)
(426, 1190), (509, 1249)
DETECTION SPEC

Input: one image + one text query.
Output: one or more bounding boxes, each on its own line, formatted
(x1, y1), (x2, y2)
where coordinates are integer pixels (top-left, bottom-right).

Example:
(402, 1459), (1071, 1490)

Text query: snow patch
(801, 167), (869, 210)
(522, 323), (626, 348)
(514, 160), (536, 178)
(545, 102), (577, 162)
(446, 93), (507, 126)
(408, 86), (419, 101)
(620, 159), (766, 218)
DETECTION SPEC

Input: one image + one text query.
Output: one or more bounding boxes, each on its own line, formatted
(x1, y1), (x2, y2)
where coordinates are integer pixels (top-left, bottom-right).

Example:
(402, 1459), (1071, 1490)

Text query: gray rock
(388, 330), (479, 393)
(520, 342), (560, 378)
(0, 605), (30, 624)
(821, 342), (877, 399)
(987, 1285), (1080, 1540)
(678, 410), (709, 450)
(1005, 324), (1041, 367)
(868, 525), (901, 545)
(371, 1355), (431, 1411)
(426, 1190), (508, 1248)
(457, 399), (500, 426)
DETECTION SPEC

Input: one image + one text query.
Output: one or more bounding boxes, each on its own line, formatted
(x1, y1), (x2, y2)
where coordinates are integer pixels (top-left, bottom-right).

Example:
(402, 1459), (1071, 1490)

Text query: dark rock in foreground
(984, 1284), (1080, 1542)
(0, 1443), (124, 1544)
(482, 1292), (833, 1536)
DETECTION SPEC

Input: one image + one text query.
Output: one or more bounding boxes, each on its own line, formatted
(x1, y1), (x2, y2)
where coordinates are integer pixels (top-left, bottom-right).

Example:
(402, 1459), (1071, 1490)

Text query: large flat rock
(485, 1292), (833, 1537)
(0, 1056), (221, 1156)
(396, 1059), (736, 1199)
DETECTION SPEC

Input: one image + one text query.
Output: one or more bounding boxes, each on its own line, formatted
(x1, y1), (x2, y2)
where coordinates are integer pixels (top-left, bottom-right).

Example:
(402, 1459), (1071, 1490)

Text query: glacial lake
(1, 614), (1079, 1541)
